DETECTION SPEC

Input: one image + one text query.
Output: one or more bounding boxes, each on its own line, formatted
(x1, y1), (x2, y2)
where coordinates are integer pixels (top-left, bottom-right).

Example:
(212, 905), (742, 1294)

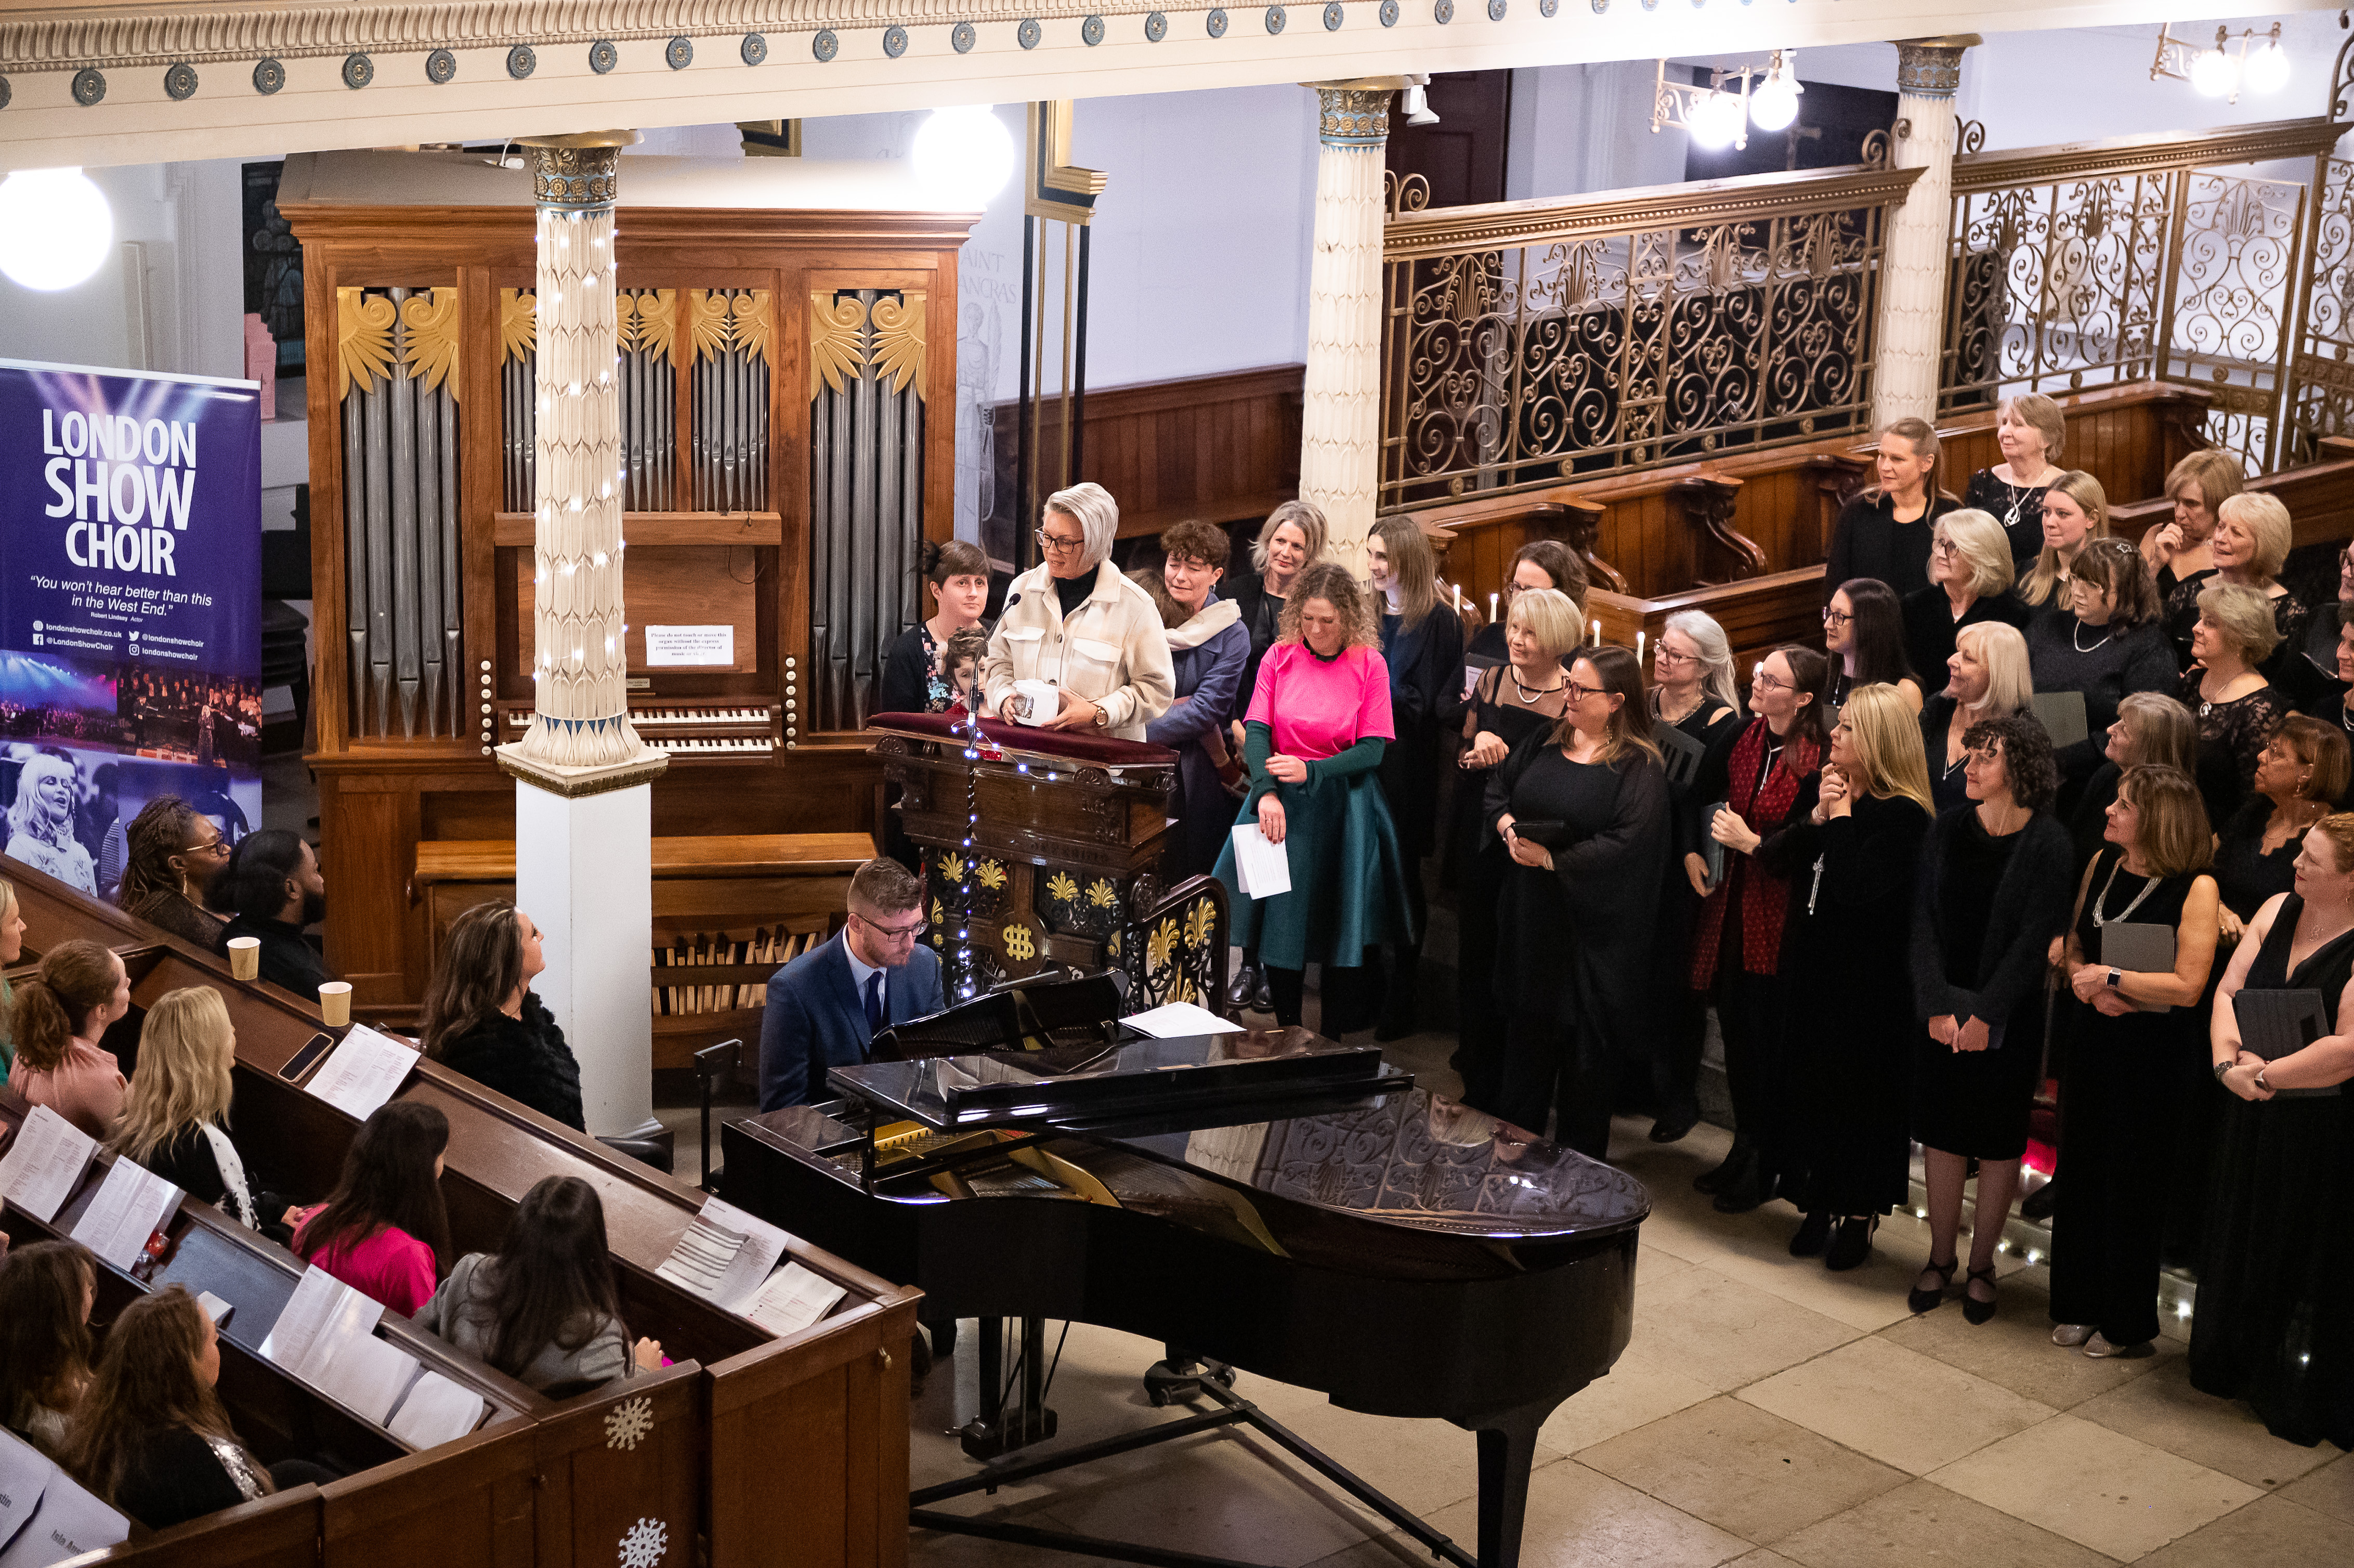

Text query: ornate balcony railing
(1377, 162), (1924, 512)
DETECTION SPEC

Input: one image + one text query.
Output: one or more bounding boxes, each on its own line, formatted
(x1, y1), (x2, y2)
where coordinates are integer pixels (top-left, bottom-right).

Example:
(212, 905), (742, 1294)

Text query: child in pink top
(292, 1101), (451, 1318)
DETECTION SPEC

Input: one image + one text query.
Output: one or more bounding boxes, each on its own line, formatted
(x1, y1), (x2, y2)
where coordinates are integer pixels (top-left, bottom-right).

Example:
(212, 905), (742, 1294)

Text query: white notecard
(655, 1214), (747, 1301)
(0, 1429), (55, 1558)
(0, 1107), (97, 1224)
(1124, 1001), (1246, 1038)
(261, 1265), (385, 1383)
(311, 1332), (421, 1427)
(0, 1435), (126, 1568)
(1228, 823), (1291, 899)
(645, 624), (735, 668)
(66, 1160), (182, 1271)
(196, 1291), (235, 1326)
(305, 1024), (420, 1120)
(386, 1369), (488, 1450)
(746, 1262), (848, 1338)
(696, 1197), (795, 1315)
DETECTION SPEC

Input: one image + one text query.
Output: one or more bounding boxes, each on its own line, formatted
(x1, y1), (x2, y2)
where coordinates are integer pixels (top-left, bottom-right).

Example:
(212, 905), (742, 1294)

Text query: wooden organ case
(283, 151), (978, 1020)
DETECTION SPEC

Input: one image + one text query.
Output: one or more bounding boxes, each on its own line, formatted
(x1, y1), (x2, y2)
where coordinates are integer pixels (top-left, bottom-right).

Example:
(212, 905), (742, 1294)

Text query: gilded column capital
(1893, 35), (1980, 98)
(1315, 85), (1394, 148)
(521, 130), (640, 212)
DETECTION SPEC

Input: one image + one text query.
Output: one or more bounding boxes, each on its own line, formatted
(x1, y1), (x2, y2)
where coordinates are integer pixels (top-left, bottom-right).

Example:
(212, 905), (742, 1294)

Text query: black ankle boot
(1788, 1211), (1833, 1258)
(1694, 1139), (1754, 1195)
(1824, 1216), (1878, 1272)
(1227, 965), (1260, 1012)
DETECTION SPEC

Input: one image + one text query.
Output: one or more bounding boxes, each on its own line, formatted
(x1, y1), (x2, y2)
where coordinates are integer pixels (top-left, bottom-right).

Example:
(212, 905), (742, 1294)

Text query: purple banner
(1, 357), (264, 897)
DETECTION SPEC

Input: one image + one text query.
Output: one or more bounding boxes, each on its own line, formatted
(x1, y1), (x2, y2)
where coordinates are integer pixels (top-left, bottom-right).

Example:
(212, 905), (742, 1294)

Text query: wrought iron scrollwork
(2288, 155), (2354, 461)
(1956, 119), (1987, 155)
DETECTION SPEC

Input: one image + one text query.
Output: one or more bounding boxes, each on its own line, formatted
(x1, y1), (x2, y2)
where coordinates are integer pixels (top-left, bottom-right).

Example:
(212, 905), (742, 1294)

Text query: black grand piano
(721, 1010), (1649, 1568)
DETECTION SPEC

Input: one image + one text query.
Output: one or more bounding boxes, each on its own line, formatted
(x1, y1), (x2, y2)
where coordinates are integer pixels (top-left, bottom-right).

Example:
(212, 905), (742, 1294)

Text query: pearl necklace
(1510, 668), (1565, 705)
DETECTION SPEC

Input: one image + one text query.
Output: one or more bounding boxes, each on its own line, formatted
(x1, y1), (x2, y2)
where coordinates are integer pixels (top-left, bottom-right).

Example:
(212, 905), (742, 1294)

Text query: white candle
(1637, 630), (1646, 663)
(1591, 619), (1601, 646)
(1489, 592), (1499, 624)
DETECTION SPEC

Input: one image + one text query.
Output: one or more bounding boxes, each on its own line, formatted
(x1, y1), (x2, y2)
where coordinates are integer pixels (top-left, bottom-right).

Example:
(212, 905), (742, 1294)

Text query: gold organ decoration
(499, 286), (538, 365)
(689, 289), (736, 364)
(730, 289), (774, 364)
(336, 286), (397, 398)
(399, 288), (463, 399)
(809, 291), (868, 398)
(870, 290), (928, 398)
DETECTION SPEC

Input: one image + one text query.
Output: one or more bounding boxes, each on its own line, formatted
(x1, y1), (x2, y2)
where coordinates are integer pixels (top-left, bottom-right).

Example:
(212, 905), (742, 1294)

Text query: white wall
(1507, 60), (1693, 201)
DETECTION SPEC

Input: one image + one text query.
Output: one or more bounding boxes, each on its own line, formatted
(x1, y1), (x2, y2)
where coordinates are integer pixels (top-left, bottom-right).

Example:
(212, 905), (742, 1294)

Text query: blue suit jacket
(757, 933), (946, 1110)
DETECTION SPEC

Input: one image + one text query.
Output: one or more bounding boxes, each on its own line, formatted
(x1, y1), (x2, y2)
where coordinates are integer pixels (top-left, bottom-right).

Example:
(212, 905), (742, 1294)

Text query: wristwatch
(2213, 1061), (2233, 1082)
(2256, 1065), (2274, 1093)
(1092, 707), (1109, 729)
(2106, 968), (2124, 989)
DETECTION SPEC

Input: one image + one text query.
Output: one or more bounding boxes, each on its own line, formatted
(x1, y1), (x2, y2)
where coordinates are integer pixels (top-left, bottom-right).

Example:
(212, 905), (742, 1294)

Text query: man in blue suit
(758, 857), (946, 1110)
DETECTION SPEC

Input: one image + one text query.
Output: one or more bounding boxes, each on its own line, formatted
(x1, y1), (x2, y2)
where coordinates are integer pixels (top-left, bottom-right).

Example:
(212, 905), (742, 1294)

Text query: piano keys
(720, 1025), (1651, 1568)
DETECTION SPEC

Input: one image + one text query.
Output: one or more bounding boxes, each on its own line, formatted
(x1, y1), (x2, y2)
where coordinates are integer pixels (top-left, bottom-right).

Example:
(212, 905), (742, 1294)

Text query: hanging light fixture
(2152, 22), (2289, 106)
(1688, 90), (1747, 151)
(1748, 51), (1802, 134)
(2243, 32), (2293, 96)
(910, 104), (1017, 204)
(0, 167), (113, 292)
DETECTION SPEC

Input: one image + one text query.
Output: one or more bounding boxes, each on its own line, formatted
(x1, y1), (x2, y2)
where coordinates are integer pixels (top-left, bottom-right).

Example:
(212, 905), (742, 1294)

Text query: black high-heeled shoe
(1961, 1264), (2000, 1326)
(1825, 1215), (1878, 1272)
(1908, 1256), (1957, 1315)
(1788, 1211), (1833, 1258)
(1694, 1139), (1753, 1195)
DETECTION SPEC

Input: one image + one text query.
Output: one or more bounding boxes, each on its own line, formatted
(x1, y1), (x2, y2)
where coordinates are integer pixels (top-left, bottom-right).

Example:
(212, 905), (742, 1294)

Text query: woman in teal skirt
(1214, 563), (1414, 1031)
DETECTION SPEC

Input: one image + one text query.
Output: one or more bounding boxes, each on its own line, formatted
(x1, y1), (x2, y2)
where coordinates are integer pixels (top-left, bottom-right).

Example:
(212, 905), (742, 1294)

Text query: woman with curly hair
(1907, 713), (2074, 1325)
(1213, 563), (1413, 1032)
(115, 795), (231, 953)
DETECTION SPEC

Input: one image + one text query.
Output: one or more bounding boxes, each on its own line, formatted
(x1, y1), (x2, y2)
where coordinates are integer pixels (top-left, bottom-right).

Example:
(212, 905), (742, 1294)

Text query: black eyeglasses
(1821, 608), (1854, 628)
(1035, 530), (1086, 555)
(1563, 678), (1607, 703)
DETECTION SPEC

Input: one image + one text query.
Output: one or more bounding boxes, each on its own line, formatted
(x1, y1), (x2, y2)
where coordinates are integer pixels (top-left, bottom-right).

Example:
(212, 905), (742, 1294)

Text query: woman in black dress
(1764, 684), (1934, 1269)
(2179, 582), (2289, 825)
(422, 901), (586, 1131)
(2024, 538), (2176, 764)
(1485, 644), (1670, 1157)
(2163, 492), (2310, 688)
(878, 540), (992, 716)
(2012, 471), (2108, 614)
(1823, 417), (1957, 601)
(1686, 645), (1829, 1212)
(1903, 508), (2031, 684)
(1823, 578), (1923, 714)
(1644, 611), (1744, 1144)
(1450, 586), (1579, 1110)
(2049, 765), (2220, 1358)
(1365, 517), (1465, 1038)
(2144, 450), (2243, 667)
(2068, 693), (2201, 871)
(2214, 716), (2349, 945)
(1908, 714), (2073, 1324)
(1446, 539), (1588, 687)
(2194, 815), (2354, 1448)
(1960, 391), (2067, 569)
(1919, 620), (2034, 815)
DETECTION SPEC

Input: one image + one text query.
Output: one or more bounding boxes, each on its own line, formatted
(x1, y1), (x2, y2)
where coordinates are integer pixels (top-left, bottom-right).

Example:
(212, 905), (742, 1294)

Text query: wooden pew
(4, 859), (921, 1568)
(58, 1485), (326, 1568)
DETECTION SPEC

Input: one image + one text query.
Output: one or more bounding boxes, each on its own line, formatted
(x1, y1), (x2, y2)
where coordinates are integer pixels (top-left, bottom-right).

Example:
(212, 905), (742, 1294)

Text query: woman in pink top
(6, 939), (131, 1139)
(1213, 562), (1414, 1030)
(290, 1102), (450, 1318)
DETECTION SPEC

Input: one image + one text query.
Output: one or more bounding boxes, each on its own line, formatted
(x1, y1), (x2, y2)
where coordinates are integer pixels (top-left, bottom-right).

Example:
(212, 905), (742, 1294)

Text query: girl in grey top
(414, 1175), (661, 1392)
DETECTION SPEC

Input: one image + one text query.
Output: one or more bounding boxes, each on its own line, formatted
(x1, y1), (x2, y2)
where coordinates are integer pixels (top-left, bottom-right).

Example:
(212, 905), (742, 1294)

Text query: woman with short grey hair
(980, 482), (1175, 740)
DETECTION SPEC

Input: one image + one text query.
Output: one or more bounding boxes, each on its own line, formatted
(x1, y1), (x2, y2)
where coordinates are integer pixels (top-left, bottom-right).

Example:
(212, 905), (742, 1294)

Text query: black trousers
(1495, 1004), (1615, 1159)
(1715, 969), (1794, 1178)
(1267, 964), (1372, 1033)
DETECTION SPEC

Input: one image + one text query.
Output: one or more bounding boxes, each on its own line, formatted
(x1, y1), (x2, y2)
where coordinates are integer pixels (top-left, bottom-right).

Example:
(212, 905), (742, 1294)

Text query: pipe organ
(282, 150), (976, 1022)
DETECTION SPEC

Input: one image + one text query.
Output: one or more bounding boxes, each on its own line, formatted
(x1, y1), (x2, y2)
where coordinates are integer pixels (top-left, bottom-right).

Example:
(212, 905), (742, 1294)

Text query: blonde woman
(2163, 492), (2310, 683)
(1213, 564), (1411, 1031)
(2178, 581), (2288, 822)
(1365, 517), (1465, 1038)
(109, 987), (258, 1229)
(5, 752), (95, 895)
(1825, 417), (1958, 600)
(1920, 620), (2034, 814)
(2143, 449), (2245, 621)
(1901, 508), (2029, 683)
(1766, 685), (1935, 1270)
(1963, 392), (2068, 567)
(1485, 645), (1670, 1156)
(2017, 471), (2110, 608)
(1453, 587), (1583, 1107)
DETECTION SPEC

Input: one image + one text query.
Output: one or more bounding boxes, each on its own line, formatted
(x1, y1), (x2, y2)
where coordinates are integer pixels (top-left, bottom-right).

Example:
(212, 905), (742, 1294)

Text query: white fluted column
(1300, 81), (1401, 571)
(1873, 36), (1979, 427)
(498, 131), (665, 1141)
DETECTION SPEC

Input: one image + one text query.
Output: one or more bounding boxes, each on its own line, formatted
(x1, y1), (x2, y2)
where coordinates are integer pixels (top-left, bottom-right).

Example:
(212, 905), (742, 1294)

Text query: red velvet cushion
(868, 711), (1177, 767)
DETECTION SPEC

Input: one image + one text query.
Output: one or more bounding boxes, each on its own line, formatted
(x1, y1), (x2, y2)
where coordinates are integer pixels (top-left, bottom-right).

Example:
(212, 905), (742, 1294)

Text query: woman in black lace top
(1960, 393), (2067, 569)
(2178, 582), (2290, 825)
(2144, 450), (2244, 666)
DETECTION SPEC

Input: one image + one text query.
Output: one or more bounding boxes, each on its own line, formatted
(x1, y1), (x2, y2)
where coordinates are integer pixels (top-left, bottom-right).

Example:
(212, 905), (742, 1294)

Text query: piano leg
(960, 1316), (1062, 1461)
(1473, 1413), (1546, 1568)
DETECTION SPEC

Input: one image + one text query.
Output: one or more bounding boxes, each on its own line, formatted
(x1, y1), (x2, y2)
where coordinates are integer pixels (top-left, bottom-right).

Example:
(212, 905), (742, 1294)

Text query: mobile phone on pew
(279, 1031), (336, 1084)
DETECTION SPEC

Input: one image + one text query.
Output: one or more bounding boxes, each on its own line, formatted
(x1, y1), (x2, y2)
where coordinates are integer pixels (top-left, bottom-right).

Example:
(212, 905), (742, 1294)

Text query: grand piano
(721, 1015), (1650, 1568)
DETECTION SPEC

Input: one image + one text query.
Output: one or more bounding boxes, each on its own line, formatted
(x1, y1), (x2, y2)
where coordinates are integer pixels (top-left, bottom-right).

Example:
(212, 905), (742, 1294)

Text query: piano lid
(826, 1028), (1408, 1132)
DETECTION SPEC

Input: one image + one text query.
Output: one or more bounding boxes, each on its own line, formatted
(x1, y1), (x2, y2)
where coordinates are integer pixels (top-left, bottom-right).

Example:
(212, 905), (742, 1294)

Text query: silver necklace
(2072, 619), (2114, 654)
(2091, 852), (2161, 928)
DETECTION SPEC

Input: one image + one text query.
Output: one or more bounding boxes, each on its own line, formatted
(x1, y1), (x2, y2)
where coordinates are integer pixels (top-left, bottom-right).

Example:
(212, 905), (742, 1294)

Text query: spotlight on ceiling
(911, 105), (1017, 204)
(0, 167), (113, 292)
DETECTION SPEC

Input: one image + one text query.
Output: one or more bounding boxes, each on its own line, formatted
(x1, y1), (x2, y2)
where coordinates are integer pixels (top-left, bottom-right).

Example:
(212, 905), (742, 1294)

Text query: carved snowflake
(604, 1397), (653, 1451)
(618, 1517), (669, 1568)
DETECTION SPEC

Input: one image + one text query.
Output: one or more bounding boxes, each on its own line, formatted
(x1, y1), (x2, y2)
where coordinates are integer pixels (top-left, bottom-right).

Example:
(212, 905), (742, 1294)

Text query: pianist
(758, 858), (945, 1110)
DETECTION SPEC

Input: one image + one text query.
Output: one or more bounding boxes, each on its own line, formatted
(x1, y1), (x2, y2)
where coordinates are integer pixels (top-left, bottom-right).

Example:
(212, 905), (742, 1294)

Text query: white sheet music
(260, 1265), (386, 1383)
(696, 1197), (794, 1314)
(655, 1214), (746, 1300)
(1229, 823), (1291, 899)
(0, 1430), (54, 1558)
(311, 1332), (421, 1427)
(305, 1024), (420, 1120)
(66, 1160), (182, 1271)
(386, 1369), (488, 1450)
(0, 1430), (126, 1568)
(746, 1262), (848, 1337)
(0, 1108), (97, 1225)
(1123, 1002), (1246, 1038)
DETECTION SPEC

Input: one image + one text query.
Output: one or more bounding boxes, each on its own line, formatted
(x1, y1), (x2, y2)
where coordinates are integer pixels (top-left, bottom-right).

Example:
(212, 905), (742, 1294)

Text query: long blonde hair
(2019, 471), (2110, 606)
(109, 987), (236, 1166)
(1370, 516), (1441, 632)
(1835, 685), (1934, 815)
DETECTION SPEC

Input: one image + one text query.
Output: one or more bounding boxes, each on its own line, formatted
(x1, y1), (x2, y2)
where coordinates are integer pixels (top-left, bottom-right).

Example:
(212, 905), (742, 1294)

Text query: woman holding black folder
(2048, 765), (2219, 1360)
(2193, 814), (2354, 1446)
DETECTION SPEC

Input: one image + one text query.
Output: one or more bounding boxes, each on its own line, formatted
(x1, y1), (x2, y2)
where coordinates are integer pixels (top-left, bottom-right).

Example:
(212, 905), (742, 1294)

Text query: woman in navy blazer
(758, 860), (946, 1109)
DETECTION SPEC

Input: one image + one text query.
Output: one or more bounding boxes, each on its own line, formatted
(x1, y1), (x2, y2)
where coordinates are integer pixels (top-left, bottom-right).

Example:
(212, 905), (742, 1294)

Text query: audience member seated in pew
(414, 1174), (662, 1394)
(115, 796), (232, 954)
(0, 1240), (98, 1456)
(62, 1286), (334, 1532)
(206, 829), (336, 997)
(289, 1101), (452, 1318)
(421, 902), (586, 1132)
(6, 938), (130, 1138)
(107, 987), (264, 1230)
(1, 874), (22, 1074)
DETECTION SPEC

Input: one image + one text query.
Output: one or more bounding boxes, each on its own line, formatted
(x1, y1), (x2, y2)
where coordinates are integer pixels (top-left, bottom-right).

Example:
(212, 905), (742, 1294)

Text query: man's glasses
(855, 912), (928, 942)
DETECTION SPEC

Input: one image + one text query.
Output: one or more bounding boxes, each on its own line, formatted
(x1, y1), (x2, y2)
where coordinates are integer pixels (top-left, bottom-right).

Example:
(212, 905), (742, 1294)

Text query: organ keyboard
(502, 699), (780, 757)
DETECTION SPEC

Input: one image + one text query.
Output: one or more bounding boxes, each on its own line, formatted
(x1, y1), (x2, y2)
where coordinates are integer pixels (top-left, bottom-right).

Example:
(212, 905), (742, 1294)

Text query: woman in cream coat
(983, 483), (1176, 742)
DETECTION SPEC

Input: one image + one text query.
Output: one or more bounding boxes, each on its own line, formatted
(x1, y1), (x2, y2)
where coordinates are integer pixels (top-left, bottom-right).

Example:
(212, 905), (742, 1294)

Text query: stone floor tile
(1927, 1412), (2262, 1560)
(1542, 1338), (1723, 1454)
(1875, 1273), (2175, 1411)
(2073, 1355), (2338, 1491)
(1419, 1458), (1754, 1568)
(1634, 1271), (1864, 1393)
(1738, 1336), (2054, 1476)
(2131, 1493), (2354, 1567)
(1771, 1478), (2116, 1568)
(1576, 1395), (1908, 1544)
(2277, 1450), (2354, 1526)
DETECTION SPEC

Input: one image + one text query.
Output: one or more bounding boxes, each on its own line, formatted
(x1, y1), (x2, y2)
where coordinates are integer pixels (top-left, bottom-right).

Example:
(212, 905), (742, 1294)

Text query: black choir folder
(2031, 689), (2090, 749)
(1655, 723), (1707, 788)
(2102, 922), (2177, 1013)
(2233, 988), (2342, 1097)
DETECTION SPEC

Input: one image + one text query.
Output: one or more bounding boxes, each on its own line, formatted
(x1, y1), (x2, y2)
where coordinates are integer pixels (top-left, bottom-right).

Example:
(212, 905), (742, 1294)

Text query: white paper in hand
(66, 1160), (182, 1271)
(0, 1107), (97, 1224)
(305, 1024), (420, 1120)
(1124, 1001), (1245, 1038)
(1228, 823), (1291, 899)
(1011, 678), (1060, 727)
